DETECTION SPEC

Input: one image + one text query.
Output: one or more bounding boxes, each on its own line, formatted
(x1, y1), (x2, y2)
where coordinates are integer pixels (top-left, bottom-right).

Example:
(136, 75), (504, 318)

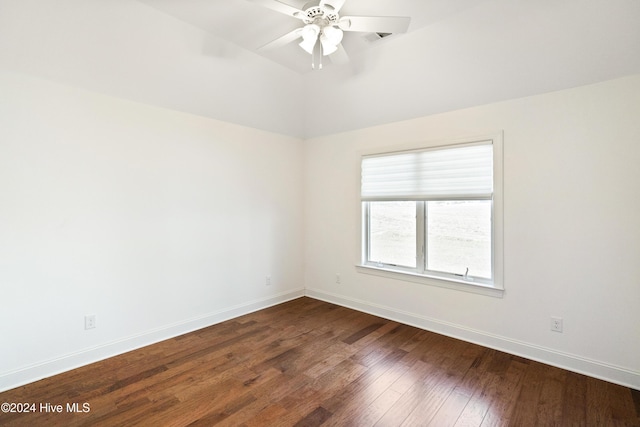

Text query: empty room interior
(1, 0), (639, 425)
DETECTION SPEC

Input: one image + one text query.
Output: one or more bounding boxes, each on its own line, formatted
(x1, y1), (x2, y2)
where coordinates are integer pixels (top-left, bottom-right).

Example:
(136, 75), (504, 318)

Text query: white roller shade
(362, 143), (493, 201)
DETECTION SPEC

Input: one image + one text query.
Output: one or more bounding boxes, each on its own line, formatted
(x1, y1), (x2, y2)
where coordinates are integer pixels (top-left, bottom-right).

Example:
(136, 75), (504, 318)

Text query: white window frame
(357, 133), (504, 298)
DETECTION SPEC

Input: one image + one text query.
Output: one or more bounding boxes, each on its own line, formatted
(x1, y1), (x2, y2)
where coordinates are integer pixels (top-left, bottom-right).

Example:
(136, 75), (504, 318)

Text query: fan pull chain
(312, 41), (322, 70)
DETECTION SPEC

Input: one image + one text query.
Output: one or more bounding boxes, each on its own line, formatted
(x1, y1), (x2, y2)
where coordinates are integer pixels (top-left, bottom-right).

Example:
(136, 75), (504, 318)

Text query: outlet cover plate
(85, 315), (96, 330)
(550, 316), (563, 333)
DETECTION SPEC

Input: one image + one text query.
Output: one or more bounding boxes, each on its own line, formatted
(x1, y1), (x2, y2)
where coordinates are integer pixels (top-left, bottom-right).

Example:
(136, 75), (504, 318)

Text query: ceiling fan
(248, 0), (411, 69)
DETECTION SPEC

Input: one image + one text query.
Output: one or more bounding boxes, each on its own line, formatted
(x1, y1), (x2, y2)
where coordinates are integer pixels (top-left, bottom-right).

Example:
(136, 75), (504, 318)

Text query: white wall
(304, 74), (640, 389)
(0, 71), (304, 390)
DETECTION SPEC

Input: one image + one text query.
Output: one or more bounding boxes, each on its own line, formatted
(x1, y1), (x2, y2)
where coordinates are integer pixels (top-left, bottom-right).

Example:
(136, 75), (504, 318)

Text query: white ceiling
(137, 0), (483, 74)
(1, 0), (639, 138)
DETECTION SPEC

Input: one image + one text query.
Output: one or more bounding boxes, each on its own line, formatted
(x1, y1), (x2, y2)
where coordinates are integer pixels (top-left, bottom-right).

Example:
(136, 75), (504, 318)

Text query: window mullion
(416, 201), (426, 273)
(363, 202), (371, 264)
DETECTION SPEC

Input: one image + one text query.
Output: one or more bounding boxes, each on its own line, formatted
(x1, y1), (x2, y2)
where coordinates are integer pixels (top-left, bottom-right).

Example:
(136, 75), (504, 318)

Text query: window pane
(368, 201), (416, 268)
(427, 200), (491, 279)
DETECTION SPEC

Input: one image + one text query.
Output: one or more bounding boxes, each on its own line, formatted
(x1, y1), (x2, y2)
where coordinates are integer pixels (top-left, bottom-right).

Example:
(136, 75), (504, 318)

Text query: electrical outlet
(85, 315), (96, 330)
(336, 274), (341, 284)
(265, 275), (271, 286)
(550, 316), (563, 333)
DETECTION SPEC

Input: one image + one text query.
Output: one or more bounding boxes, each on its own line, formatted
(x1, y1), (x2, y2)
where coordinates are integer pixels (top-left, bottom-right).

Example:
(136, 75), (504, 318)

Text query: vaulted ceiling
(137, 0), (482, 74)
(1, 0), (640, 138)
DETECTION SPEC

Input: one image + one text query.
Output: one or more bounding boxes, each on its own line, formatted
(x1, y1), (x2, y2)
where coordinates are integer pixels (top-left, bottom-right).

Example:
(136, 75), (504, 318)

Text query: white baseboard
(0, 289), (305, 393)
(305, 288), (640, 391)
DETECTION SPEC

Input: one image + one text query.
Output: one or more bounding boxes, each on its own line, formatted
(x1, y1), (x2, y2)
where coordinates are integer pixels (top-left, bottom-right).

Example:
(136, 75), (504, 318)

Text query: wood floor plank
(326, 351), (416, 427)
(478, 357), (528, 426)
(292, 406), (333, 427)
(452, 349), (498, 427)
(375, 360), (445, 426)
(1, 297), (637, 427)
(428, 386), (474, 427)
(586, 375), (615, 425)
(321, 347), (409, 424)
(632, 388), (640, 418)
(342, 322), (386, 345)
(507, 359), (546, 427)
(356, 388), (404, 426)
(400, 340), (478, 426)
(534, 365), (566, 426)
(609, 383), (640, 425)
(560, 372), (587, 426)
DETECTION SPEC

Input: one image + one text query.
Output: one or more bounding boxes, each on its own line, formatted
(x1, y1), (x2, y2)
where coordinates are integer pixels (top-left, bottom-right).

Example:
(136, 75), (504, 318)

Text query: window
(359, 135), (503, 296)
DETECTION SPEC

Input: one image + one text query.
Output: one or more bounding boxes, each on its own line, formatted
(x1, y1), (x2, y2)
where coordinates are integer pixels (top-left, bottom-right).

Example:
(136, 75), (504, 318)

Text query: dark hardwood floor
(1, 297), (638, 426)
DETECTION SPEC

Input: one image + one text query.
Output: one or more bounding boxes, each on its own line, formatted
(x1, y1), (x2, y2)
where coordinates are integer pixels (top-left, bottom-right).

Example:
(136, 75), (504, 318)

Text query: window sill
(355, 264), (504, 298)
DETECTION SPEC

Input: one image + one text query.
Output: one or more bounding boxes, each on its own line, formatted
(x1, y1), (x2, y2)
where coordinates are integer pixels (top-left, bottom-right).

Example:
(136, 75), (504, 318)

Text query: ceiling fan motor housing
(300, 4), (339, 26)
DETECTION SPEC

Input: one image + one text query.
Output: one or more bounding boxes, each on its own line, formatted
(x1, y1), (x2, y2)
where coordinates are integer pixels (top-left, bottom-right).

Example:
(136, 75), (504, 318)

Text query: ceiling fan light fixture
(323, 26), (343, 44)
(299, 24), (320, 54)
(299, 38), (317, 54)
(319, 26), (343, 56)
(320, 37), (337, 55)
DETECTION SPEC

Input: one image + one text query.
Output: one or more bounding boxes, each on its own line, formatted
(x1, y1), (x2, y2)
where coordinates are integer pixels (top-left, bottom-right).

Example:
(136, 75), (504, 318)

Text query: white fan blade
(320, 0), (347, 13)
(329, 43), (349, 65)
(247, 0), (305, 19)
(339, 16), (411, 34)
(259, 28), (304, 50)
